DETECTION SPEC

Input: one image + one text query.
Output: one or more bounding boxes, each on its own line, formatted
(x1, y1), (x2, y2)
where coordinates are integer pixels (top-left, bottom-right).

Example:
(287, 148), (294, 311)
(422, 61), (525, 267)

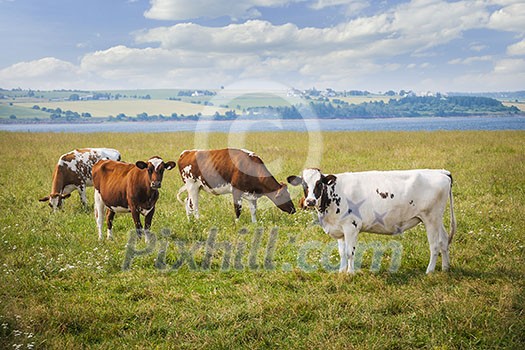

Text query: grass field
(0, 131), (524, 349)
(1, 90), (400, 119)
(14, 100), (231, 118)
(0, 103), (51, 119)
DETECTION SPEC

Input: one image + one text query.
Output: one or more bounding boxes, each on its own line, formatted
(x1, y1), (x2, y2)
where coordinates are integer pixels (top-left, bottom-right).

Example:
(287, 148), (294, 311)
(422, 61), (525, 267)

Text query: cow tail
(176, 184), (187, 205)
(448, 175), (457, 245)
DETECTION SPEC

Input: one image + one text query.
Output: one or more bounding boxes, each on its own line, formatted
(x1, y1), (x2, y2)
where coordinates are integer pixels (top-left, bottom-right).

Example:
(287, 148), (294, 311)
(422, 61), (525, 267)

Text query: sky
(0, 0), (524, 92)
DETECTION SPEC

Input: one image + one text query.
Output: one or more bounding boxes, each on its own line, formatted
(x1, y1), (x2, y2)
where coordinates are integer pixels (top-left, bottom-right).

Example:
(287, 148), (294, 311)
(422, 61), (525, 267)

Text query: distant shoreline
(1, 113), (522, 126)
(2, 116), (524, 133)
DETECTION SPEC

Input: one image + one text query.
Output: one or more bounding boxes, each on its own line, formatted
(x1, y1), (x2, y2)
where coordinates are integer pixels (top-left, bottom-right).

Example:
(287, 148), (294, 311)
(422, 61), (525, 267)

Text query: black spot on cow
(336, 208), (340, 214)
(352, 220), (358, 228)
(376, 188), (389, 199)
(348, 209), (352, 214)
(409, 200), (415, 206)
(390, 193), (394, 199)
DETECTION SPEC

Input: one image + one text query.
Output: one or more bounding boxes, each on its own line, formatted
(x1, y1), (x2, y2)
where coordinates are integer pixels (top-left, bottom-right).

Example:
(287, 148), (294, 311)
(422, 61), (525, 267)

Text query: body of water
(1, 116), (524, 133)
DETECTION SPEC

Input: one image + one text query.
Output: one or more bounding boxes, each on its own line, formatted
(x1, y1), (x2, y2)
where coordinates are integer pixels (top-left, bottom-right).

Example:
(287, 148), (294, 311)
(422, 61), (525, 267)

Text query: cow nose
(305, 198), (316, 207)
(151, 181), (161, 189)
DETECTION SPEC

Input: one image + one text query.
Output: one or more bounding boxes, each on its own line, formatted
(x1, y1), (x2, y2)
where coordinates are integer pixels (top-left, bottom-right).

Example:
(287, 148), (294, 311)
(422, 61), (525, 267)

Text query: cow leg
(130, 207), (144, 239)
(342, 225), (359, 273)
(185, 180), (200, 219)
(94, 189), (105, 240)
(144, 207), (155, 243)
(106, 209), (115, 240)
(78, 185), (88, 210)
(337, 238), (348, 272)
(248, 199), (257, 223)
(439, 223), (450, 271)
(423, 218), (441, 274)
(232, 189), (243, 221)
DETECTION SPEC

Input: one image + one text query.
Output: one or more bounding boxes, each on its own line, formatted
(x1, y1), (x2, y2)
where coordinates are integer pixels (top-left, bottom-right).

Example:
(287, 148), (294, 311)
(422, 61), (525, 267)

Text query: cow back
(93, 160), (136, 208)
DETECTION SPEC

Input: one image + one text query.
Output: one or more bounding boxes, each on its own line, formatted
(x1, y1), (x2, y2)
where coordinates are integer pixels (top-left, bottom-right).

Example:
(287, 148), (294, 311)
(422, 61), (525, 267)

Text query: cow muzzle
(151, 181), (161, 189)
(305, 198), (317, 207)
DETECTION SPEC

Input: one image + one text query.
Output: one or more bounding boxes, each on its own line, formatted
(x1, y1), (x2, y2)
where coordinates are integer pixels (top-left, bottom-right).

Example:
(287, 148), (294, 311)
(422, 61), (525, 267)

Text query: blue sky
(0, 0), (524, 92)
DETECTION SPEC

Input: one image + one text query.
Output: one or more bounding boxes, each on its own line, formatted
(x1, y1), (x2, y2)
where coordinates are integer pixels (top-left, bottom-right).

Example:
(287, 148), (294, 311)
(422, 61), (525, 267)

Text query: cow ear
(276, 183), (287, 197)
(39, 196), (50, 202)
(287, 175), (302, 186)
(165, 161), (176, 170)
(61, 193), (71, 199)
(323, 174), (337, 185)
(135, 161), (148, 169)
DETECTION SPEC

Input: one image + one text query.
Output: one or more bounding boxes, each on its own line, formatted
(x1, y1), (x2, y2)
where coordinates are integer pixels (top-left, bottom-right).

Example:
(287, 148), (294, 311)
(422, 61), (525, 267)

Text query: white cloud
(469, 42), (488, 52)
(452, 58), (525, 91)
(310, 0), (369, 15)
(493, 58), (525, 74)
(144, 0), (303, 20)
(507, 39), (525, 56)
(448, 55), (493, 65)
(136, 0), (489, 57)
(488, 3), (525, 33)
(0, 57), (85, 90)
(3, 0), (525, 91)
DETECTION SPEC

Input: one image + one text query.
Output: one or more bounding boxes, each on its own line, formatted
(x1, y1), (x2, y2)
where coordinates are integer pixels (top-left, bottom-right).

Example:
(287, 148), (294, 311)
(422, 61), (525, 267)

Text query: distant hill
(251, 95), (523, 120)
(1, 88), (524, 121)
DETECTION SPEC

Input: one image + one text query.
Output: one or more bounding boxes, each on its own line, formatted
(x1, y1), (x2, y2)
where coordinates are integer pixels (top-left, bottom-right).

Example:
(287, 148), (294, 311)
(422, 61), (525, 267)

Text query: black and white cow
(288, 168), (456, 274)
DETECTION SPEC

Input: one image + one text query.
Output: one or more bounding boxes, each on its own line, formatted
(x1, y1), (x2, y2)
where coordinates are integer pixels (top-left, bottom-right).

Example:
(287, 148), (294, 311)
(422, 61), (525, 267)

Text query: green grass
(0, 103), (51, 119)
(0, 131), (524, 349)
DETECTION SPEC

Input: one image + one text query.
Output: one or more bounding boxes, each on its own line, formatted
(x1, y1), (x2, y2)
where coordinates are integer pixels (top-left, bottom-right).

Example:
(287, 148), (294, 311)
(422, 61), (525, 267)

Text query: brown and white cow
(39, 148), (121, 211)
(176, 148), (295, 222)
(92, 156), (176, 240)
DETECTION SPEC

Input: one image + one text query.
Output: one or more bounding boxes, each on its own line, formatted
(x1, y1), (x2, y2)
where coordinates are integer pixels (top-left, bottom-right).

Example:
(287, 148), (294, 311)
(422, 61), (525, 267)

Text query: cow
(287, 168), (456, 274)
(39, 148), (121, 211)
(176, 148), (296, 222)
(92, 156), (176, 241)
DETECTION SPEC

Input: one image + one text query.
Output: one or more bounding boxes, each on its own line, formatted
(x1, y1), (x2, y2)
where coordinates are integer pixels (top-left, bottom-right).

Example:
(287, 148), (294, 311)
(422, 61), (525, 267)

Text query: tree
(69, 94), (80, 101)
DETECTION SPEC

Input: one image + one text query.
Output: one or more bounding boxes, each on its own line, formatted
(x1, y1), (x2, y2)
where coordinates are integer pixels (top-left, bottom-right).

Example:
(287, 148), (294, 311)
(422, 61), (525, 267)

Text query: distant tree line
(32, 105), (92, 120)
(272, 95), (522, 119)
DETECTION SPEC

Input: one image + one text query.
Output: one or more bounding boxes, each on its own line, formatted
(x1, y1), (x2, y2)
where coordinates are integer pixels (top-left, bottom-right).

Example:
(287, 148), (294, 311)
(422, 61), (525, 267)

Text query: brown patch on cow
(178, 148), (295, 218)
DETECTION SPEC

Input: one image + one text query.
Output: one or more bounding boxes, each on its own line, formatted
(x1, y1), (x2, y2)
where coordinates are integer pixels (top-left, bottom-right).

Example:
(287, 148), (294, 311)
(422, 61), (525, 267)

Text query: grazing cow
(39, 148), (121, 211)
(177, 148), (296, 222)
(92, 156), (176, 240)
(288, 168), (456, 274)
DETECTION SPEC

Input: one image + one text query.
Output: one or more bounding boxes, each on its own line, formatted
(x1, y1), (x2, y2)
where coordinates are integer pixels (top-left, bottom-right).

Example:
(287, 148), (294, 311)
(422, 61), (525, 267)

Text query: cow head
(269, 183), (296, 214)
(135, 156), (176, 190)
(39, 193), (72, 211)
(287, 168), (336, 209)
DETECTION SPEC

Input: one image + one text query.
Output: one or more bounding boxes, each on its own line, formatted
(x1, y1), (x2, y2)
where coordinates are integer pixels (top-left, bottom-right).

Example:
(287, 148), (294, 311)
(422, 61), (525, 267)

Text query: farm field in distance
(15, 100), (232, 118)
(0, 89), (406, 119)
(0, 131), (524, 349)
